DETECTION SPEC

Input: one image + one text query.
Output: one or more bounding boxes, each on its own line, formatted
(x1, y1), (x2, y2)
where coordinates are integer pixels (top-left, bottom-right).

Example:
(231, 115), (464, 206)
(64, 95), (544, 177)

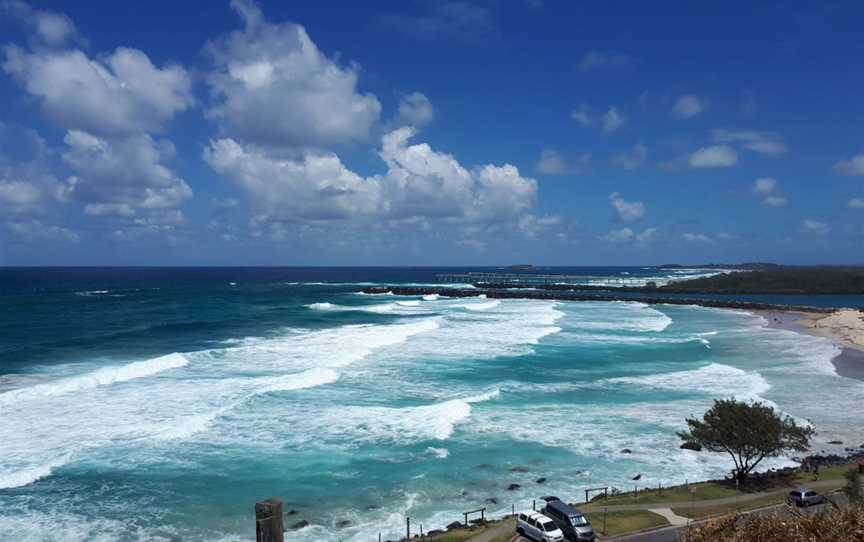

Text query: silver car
(786, 487), (825, 507)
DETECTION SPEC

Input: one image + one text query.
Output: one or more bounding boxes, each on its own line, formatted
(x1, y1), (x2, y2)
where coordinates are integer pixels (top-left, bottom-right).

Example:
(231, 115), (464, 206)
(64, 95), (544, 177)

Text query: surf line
(361, 286), (837, 314)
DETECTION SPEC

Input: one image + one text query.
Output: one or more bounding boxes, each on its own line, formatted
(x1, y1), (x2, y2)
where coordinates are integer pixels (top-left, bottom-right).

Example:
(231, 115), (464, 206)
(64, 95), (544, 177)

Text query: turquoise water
(1, 268), (862, 541)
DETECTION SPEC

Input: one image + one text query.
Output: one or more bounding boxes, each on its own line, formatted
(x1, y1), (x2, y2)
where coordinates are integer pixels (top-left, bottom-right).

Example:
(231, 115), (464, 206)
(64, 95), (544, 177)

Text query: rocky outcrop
(680, 441), (703, 451)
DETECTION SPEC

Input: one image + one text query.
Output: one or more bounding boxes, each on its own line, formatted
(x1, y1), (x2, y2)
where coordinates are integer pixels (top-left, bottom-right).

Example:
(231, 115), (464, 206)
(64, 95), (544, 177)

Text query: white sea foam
(313, 389), (500, 444)
(0, 453), (72, 490)
(568, 332), (710, 348)
(607, 363), (771, 400)
(426, 447), (450, 459)
(455, 300), (500, 311)
(567, 302), (672, 333)
(307, 302), (336, 310)
(306, 301), (425, 314)
(0, 318), (441, 489)
(422, 294), (440, 301)
(0, 353), (189, 404)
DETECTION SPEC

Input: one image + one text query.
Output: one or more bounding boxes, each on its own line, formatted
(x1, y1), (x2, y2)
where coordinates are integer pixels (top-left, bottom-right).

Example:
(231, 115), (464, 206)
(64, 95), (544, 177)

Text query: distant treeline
(661, 267), (864, 294)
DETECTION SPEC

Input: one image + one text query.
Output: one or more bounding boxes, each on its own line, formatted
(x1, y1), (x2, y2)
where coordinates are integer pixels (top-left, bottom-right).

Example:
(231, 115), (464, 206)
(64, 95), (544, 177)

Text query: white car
(517, 511), (565, 542)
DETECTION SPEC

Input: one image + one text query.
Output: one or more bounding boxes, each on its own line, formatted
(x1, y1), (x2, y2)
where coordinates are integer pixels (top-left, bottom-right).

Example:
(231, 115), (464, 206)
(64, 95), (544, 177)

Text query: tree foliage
(660, 267), (864, 294)
(678, 399), (814, 480)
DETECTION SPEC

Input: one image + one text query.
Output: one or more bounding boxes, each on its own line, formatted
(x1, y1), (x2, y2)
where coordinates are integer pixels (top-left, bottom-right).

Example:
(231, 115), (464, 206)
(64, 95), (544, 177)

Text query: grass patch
(671, 493), (787, 519)
(583, 481), (739, 508)
(582, 462), (857, 509)
(586, 510), (668, 536)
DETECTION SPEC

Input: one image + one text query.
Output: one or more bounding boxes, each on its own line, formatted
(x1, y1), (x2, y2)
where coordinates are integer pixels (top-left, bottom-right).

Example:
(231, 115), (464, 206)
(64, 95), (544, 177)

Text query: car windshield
(569, 514), (589, 527)
(542, 522), (556, 531)
(790, 491), (801, 497)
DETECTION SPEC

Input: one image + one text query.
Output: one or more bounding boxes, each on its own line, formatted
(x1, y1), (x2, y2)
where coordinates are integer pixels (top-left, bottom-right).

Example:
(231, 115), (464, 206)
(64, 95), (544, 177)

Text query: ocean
(1, 267), (862, 541)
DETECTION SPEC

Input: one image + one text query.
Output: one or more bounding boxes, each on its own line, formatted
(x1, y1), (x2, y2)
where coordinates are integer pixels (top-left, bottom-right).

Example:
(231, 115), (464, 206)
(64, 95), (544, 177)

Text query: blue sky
(1, 0), (863, 266)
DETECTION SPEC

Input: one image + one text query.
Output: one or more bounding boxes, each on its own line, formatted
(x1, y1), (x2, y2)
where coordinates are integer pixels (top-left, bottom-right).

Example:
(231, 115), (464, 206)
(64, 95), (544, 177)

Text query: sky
(1, 0), (863, 266)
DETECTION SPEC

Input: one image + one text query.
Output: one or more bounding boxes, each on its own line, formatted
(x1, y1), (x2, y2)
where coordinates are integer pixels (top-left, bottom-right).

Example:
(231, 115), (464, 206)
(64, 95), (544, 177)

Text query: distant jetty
(361, 286), (839, 313)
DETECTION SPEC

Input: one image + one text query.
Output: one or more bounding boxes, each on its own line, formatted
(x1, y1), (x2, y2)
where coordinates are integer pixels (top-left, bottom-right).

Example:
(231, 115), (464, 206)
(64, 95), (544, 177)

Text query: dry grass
(685, 503), (864, 541)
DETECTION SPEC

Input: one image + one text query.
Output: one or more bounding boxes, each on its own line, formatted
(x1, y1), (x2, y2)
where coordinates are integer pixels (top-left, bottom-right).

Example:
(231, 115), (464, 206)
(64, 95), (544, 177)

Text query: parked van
(516, 511), (565, 542)
(541, 498), (596, 542)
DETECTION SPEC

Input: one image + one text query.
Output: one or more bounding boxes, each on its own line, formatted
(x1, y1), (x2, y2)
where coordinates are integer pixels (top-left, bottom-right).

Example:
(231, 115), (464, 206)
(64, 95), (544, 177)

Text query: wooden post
(406, 516), (410, 540)
(255, 498), (284, 542)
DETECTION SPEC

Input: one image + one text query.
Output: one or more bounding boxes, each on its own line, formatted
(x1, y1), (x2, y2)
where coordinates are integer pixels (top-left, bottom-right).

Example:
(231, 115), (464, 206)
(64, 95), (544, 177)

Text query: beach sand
(758, 308), (864, 381)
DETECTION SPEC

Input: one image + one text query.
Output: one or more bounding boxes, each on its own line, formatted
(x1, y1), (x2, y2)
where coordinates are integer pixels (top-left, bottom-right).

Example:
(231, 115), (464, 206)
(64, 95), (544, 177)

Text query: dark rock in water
(507, 483), (521, 491)
(486, 497), (499, 504)
(680, 441), (702, 451)
(286, 509), (298, 516)
(632, 474), (642, 481)
(336, 520), (352, 529)
(461, 489), (469, 496)
(289, 520), (309, 530)
(476, 463), (493, 469)
(446, 521), (463, 531)
(828, 440), (843, 445)
(510, 466), (529, 472)
(366, 505), (379, 510)
(536, 477), (547, 484)
(621, 449), (633, 454)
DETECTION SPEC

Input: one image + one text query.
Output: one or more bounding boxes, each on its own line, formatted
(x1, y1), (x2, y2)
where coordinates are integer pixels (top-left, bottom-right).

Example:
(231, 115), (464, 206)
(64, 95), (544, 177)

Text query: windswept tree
(678, 399), (814, 480)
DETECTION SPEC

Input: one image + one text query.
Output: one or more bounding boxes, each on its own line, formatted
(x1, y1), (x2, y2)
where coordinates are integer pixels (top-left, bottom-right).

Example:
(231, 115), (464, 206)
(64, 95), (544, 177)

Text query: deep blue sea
(1, 267), (863, 541)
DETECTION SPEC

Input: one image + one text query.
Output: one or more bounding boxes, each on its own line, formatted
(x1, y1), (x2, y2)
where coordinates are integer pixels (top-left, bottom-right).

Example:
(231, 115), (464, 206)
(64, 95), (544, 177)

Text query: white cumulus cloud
(62, 130), (192, 217)
(204, 0), (381, 147)
(3, 45), (193, 136)
(609, 192), (645, 221)
(396, 92), (434, 128)
(205, 127), (537, 224)
(535, 149), (568, 175)
(602, 106), (625, 133)
(2, 0), (82, 46)
(570, 103), (591, 126)
(752, 177), (777, 195)
(834, 154), (864, 176)
(671, 95), (705, 119)
(711, 129), (787, 155)
(800, 219), (829, 236)
(848, 198), (864, 209)
(689, 145), (738, 168)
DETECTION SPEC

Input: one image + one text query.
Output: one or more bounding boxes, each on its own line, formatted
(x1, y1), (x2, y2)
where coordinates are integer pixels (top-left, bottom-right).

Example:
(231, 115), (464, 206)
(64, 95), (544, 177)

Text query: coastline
(757, 309), (864, 381)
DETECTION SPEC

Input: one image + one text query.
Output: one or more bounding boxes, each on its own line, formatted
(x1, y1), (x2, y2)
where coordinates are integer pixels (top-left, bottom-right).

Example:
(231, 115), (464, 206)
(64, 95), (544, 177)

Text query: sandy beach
(760, 308), (864, 381)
